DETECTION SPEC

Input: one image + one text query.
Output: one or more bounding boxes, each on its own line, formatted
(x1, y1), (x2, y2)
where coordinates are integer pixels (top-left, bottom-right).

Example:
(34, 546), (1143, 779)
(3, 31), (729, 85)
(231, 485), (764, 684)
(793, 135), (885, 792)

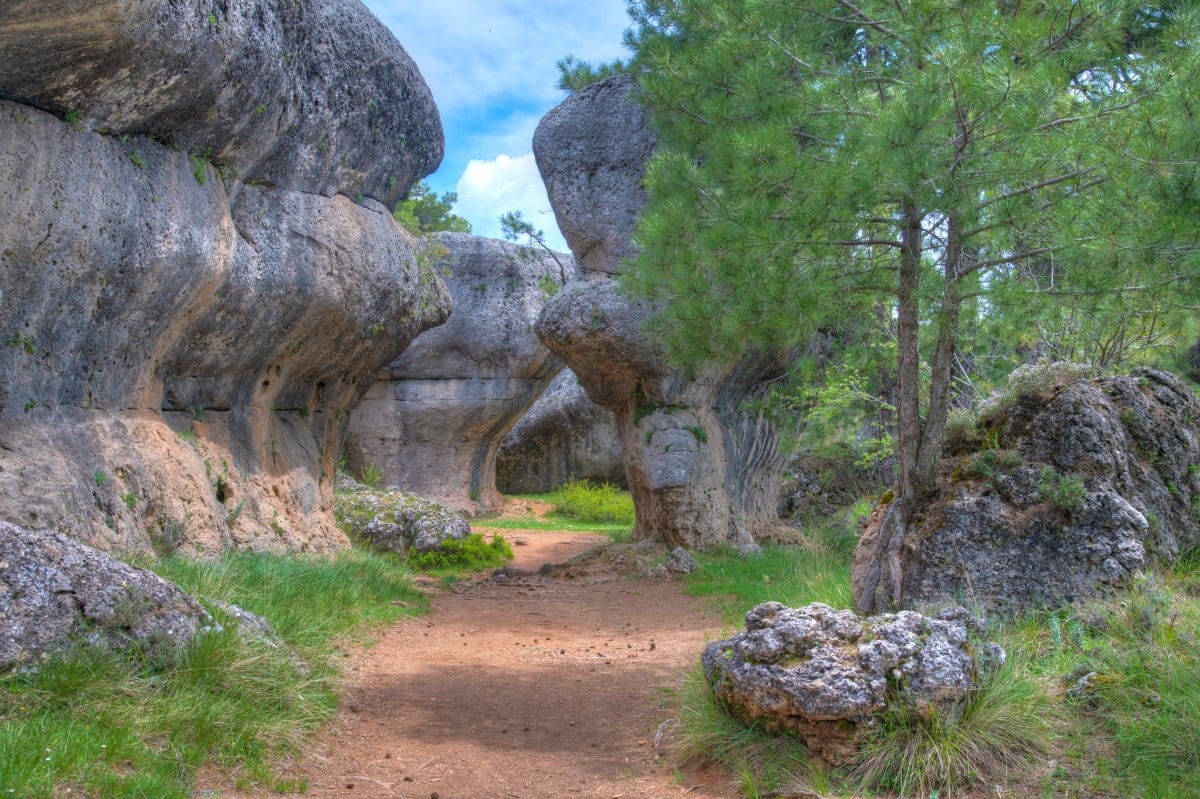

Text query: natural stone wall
(0, 1), (449, 555)
(853, 368), (1200, 615)
(533, 75), (791, 549)
(495, 370), (626, 494)
(345, 233), (574, 512)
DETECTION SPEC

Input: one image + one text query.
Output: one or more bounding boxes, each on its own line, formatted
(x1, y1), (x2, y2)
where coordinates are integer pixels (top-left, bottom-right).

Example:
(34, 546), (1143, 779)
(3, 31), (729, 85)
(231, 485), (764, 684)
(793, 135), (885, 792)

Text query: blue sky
(362, 0), (632, 251)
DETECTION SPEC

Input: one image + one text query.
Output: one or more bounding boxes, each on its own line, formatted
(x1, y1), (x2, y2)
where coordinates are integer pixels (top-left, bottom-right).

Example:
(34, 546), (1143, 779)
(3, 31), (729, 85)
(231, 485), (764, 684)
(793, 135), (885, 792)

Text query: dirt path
(203, 527), (740, 799)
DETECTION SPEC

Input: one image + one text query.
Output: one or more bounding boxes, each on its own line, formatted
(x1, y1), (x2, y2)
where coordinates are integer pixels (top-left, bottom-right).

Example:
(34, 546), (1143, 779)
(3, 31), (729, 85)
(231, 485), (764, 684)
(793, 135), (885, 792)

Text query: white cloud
(455, 153), (568, 252)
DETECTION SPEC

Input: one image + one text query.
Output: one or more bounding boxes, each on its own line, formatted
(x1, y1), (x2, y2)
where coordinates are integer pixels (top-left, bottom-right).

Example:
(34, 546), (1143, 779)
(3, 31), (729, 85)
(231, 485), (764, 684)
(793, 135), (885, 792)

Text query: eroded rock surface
(346, 233), (574, 512)
(334, 477), (471, 555)
(496, 370), (625, 494)
(853, 368), (1200, 615)
(0, 522), (213, 671)
(702, 602), (1003, 764)
(0, 0), (441, 206)
(0, 2), (449, 555)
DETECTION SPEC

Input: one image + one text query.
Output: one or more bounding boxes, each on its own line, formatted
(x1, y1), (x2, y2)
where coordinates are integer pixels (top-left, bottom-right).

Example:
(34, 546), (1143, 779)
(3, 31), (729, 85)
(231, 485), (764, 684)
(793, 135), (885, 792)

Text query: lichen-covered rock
(334, 479), (471, 555)
(853, 368), (1200, 615)
(533, 81), (792, 549)
(665, 547), (698, 576)
(346, 233), (574, 512)
(0, 101), (449, 555)
(496, 370), (626, 494)
(0, 522), (213, 671)
(0, 0), (442, 206)
(702, 602), (1002, 765)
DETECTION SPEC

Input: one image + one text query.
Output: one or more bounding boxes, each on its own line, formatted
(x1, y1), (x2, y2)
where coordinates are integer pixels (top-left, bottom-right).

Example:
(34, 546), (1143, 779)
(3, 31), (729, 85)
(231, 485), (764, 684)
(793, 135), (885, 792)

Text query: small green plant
(369, 322), (386, 335)
(5, 332), (34, 354)
(226, 500), (245, 524)
(64, 108), (83, 129)
(23, 397), (38, 412)
(254, 102), (267, 115)
(128, 150), (146, 168)
(685, 425), (709, 444)
(358, 462), (383, 489)
(93, 469), (109, 487)
(1038, 467), (1086, 513)
(407, 533), (513, 571)
(176, 430), (200, 449)
(964, 448), (1022, 480)
(188, 150), (211, 185)
(469, 485), (483, 502)
(207, 12), (218, 26)
(120, 492), (137, 510)
(537, 274), (560, 298)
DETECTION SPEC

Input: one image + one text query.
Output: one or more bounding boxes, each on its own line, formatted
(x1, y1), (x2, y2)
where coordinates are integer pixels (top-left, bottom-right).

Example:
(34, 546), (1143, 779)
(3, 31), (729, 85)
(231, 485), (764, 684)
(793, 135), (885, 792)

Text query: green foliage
(546, 480), (636, 525)
(120, 492), (137, 510)
(393, 181), (471, 234)
(5, 332), (34, 354)
(357, 461), (383, 489)
(473, 512), (631, 542)
(93, 469), (108, 487)
(1038, 467), (1087, 513)
(537, 274), (560, 298)
(499, 210), (568, 272)
(64, 109), (83, 129)
(188, 150), (210, 185)
(555, 54), (632, 91)
(963, 448), (1023, 480)
(127, 150), (146, 169)
(0, 551), (424, 798)
(406, 533), (513, 571)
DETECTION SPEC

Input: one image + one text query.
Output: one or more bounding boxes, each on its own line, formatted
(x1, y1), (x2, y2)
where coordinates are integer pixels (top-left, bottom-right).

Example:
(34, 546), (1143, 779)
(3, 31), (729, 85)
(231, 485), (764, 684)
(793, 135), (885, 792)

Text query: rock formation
(702, 602), (1004, 764)
(0, 1), (449, 555)
(495, 370), (626, 494)
(853, 368), (1200, 615)
(345, 233), (574, 512)
(533, 75), (791, 549)
(334, 477), (471, 556)
(0, 522), (214, 671)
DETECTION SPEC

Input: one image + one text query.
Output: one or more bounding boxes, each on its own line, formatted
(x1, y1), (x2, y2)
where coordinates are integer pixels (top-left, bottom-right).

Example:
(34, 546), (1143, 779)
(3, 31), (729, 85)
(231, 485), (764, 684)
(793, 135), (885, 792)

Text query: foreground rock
(346, 233), (573, 512)
(334, 478), (471, 555)
(702, 602), (1003, 765)
(533, 75), (791, 549)
(496, 370), (626, 494)
(0, 3), (449, 554)
(853, 368), (1200, 615)
(0, 522), (212, 671)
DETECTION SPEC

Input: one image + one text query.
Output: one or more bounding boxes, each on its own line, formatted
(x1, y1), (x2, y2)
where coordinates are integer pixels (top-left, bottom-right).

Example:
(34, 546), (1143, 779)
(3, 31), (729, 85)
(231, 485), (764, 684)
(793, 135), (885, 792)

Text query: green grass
(407, 532), (513, 571)
(544, 480), (635, 525)
(0, 549), (425, 798)
(473, 513), (632, 540)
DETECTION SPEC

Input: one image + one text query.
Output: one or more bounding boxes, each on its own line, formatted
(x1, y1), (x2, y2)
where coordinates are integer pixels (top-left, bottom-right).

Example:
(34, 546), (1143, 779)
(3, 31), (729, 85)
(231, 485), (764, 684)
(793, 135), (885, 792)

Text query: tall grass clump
(0, 550), (425, 798)
(407, 532), (513, 571)
(547, 479), (635, 525)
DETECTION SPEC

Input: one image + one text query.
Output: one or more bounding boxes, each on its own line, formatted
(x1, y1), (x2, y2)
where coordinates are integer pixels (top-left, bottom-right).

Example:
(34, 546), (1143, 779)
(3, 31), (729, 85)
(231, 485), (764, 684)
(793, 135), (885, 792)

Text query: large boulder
(0, 2), (450, 555)
(533, 76), (792, 549)
(334, 478), (471, 556)
(495, 370), (626, 494)
(345, 233), (574, 512)
(853, 368), (1200, 615)
(0, 0), (441, 206)
(0, 522), (213, 671)
(703, 602), (1003, 765)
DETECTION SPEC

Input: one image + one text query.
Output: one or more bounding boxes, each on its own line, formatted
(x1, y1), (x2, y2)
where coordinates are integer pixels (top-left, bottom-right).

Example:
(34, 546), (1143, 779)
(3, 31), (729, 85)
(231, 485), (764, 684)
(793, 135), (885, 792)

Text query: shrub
(547, 480), (635, 524)
(357, 461), (383, 489)
(407, 533), (513, 571)
(1038, 467), (1086, 513)
(979, 361), (1094, 423)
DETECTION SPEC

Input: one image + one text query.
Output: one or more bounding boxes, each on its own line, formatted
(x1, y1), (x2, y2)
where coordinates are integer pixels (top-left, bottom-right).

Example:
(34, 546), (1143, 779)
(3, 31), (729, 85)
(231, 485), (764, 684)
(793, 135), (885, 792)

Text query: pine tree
(620, 1), (1199, 607)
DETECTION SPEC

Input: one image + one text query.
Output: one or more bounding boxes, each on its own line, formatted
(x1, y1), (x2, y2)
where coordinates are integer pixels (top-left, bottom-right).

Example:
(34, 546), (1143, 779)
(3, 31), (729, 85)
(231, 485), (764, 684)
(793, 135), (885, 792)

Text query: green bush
(1038, 467), (1087, 512)
(407, 533), (513, 571)
(547, 480), (635, 524)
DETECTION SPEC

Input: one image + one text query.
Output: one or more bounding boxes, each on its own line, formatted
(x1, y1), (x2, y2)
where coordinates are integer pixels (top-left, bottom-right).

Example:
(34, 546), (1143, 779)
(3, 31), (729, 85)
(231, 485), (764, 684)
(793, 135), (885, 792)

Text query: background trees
(616, 1), (1199, 574)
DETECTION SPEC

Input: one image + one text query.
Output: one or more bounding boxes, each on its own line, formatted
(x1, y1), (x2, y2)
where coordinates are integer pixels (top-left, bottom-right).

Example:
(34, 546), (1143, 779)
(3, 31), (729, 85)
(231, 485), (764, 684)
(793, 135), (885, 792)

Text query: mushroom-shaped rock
(345, 233), (575, 512)
(853, 368), (1200, 616)
(703, 602), (1002, 765)
(0, 0), (442, 205)
(0, 0), (449, 556)
(0, 522), (213, 671)
(532, 76), (792, 549)
(496, 370), (626, 494)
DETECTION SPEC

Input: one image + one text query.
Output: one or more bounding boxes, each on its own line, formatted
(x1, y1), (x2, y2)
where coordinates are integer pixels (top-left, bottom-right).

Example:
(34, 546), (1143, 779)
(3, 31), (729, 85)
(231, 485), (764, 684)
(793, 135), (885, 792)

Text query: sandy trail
(201, 528), (739, 799)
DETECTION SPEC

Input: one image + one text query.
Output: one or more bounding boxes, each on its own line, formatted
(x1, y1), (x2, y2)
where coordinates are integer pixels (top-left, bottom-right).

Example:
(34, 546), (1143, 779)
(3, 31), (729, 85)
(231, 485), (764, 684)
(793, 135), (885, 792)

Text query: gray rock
(0, 522), (212, 670)
(334, 481), (471, 555)
(532, 81), (792, 549)
(0, 0), (442, 205)
(496, 370), (626, 494)
(207, 599), (281, 647)
(702, 602), (1000, 765)
(0, 99), (448, 555)
(346, 233), (574, 512)
(533, 75), (656, 277)
(665, 547), (698, 576)
(853, 368), (1200, 615)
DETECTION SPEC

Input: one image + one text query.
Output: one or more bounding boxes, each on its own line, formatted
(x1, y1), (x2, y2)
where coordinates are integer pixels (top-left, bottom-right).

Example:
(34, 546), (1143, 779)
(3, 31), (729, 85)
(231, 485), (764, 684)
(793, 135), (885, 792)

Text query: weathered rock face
(0, 0), (442, 207)
(345, 233), (574, 512)
(0, 3), (449, 555)
(334, 478), (471, 556)
(533, 76), (791, 548)
(495, 370), (626, 494)
(0, 522), (213, 671)
(702, 602), (1003, 765)
(534, 75), (656, 277)
(853, 368), (1200, 616)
